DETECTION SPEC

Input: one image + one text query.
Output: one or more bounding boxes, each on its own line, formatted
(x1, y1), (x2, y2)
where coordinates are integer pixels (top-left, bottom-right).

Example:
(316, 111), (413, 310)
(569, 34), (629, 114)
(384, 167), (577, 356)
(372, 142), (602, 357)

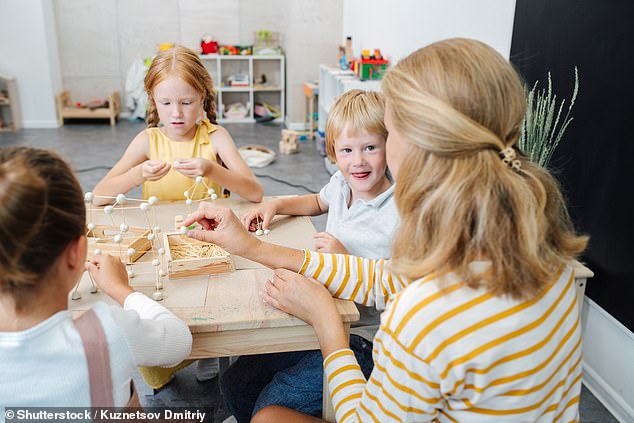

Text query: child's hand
(262, 269), (341, 328)
(182, 204), (261, 257)
(85, 254), (134, 305)
(240, 202), (278, 231)
(313, 232), (349, 254)
(141, 160), (171, 182)
(172, 158), (213, 179)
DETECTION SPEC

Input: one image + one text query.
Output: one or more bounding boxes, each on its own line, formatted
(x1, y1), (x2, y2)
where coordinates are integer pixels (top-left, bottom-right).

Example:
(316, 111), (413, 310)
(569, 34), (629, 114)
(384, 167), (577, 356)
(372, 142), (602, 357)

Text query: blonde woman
(183, 38), (588, 422)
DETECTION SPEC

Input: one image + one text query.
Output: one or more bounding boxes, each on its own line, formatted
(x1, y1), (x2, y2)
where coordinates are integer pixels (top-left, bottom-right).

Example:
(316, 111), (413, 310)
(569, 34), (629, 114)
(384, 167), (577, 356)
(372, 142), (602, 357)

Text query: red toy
(200, 34), (218, 54)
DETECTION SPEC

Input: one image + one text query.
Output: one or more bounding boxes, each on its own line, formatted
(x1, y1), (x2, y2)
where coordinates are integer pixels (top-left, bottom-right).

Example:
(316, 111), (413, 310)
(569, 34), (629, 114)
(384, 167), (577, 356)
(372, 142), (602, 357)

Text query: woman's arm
(92, 131), (169, 205)
(183, 205), (408, 308)
(207, 126), (263, 202)
(262, 271), (440, 423)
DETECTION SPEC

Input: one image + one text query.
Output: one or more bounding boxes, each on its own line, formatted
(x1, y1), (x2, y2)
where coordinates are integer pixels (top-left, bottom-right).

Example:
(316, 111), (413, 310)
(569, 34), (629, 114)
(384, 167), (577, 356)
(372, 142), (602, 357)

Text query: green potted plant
(518, 67), (579, 167)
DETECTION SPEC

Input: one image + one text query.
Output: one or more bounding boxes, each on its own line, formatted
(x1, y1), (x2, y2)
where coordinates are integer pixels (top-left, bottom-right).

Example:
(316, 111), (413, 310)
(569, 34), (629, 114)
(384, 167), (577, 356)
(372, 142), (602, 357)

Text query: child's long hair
(382, 38), (588, 300)
(325, 89), (387, 163)
(0, 148), (85, 312)
(145, 45), (218, 126)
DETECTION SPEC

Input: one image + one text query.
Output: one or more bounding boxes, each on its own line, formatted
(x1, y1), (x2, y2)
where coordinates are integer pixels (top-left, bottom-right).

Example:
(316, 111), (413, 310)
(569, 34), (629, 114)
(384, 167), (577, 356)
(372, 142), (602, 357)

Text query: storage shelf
(200, 55), (285, 124)
(254, 86), (282, 92)
(220, 87), (251, 92)
(318, 65), (380, 133)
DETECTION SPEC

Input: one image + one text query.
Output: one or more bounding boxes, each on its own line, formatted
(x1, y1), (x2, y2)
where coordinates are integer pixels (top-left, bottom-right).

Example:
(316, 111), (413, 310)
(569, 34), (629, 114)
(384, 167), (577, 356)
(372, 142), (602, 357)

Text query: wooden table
(70, 198), (358, 421)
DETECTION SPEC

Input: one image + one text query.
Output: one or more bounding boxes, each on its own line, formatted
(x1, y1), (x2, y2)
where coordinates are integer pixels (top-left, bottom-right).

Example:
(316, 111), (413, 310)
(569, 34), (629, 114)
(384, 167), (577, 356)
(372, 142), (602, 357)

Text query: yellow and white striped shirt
(299, 251), (581, 422)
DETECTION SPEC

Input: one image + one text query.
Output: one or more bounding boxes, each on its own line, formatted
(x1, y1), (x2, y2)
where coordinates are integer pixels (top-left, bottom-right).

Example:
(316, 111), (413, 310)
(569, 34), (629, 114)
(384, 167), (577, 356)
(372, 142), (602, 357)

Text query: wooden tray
(163, 232), (233, 279)
(87, 224), (151, 264)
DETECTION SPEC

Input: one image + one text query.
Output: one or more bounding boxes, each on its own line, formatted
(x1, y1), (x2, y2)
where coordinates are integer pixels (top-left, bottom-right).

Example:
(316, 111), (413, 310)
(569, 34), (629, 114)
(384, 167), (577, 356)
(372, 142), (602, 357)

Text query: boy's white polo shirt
(319, 170), (398, 260)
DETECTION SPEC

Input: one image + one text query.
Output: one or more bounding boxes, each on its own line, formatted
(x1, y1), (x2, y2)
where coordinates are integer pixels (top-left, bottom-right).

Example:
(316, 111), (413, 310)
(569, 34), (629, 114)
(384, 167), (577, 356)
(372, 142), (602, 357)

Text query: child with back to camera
(183, 38), (588, 422)
(93, 45), (262, 204)
(220, 90), (399, 421)
(0, 147), (192, 408)
(93, 45), (262, 385)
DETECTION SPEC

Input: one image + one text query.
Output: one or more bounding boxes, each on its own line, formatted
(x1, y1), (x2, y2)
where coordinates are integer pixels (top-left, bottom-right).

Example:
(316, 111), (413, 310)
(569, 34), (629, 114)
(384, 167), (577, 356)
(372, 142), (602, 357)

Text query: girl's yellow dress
(139, 119), (225, 389)
(142, 118), (224, 201)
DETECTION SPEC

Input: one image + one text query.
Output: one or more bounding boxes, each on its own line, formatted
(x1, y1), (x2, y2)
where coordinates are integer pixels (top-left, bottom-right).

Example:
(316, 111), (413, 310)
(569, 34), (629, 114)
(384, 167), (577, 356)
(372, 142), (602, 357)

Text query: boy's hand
(240, 202), (278, 231)
(173, 158), (213, 179)
(183, 204), (261, 257)
(141, 160), (171, 182)
(313, 232), (349, 254)
(85, 254), (134, 305)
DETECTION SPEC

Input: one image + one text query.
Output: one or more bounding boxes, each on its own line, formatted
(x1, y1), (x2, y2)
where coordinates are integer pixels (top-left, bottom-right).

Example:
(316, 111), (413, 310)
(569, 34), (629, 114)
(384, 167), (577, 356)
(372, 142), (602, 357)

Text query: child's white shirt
(0, 292), (192, 409)
(320, 170), (398, 260)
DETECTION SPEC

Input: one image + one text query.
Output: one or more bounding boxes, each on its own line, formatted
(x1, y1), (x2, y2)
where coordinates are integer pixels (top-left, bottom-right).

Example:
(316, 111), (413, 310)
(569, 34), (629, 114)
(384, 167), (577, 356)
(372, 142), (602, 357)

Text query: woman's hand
(262, 269), (340, 327)
(85, 254), (134, 305)
(313, 232), (349, 254)
(262, 269), (347, 355)
(173, 158), (213, 179)
(182, 204), (261, 257)
(240, 202), (278, 231)
(141, 160), (171, 182)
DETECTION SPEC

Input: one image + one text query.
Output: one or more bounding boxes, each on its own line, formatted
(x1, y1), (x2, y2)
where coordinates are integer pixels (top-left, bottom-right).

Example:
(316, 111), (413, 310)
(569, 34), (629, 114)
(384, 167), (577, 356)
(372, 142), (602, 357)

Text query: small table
(70, 198), (358, 421)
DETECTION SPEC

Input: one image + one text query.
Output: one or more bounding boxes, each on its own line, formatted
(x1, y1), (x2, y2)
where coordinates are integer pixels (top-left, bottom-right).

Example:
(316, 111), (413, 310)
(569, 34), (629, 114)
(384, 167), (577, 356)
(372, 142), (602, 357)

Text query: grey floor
(0, 119), (618, 423)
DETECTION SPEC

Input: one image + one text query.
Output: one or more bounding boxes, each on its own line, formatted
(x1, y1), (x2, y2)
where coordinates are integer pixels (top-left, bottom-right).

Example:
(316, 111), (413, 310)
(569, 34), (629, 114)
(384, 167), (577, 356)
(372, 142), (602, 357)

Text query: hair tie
(500, 147), (522, 171)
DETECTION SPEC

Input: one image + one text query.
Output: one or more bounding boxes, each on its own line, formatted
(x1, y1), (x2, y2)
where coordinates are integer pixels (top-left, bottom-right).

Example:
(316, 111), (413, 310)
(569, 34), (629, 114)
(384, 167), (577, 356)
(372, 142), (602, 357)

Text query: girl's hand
(173, 158), (213, 179)
(85, 254), (134, 305)
(313, 232), (349, 254)
(141, 160), (171, 182)
(182, 204), (260, 257)
(240, 202), (278, 231)
(262, 269), (342, 330)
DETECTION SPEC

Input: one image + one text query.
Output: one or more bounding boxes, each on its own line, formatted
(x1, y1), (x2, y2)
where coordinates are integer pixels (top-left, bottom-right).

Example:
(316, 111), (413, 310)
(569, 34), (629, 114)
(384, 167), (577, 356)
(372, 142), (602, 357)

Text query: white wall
(0, 0), (62, 128)
(52, 0), (342, 126)
(342, 0), (517, 63)
(582, 298), (634, 422)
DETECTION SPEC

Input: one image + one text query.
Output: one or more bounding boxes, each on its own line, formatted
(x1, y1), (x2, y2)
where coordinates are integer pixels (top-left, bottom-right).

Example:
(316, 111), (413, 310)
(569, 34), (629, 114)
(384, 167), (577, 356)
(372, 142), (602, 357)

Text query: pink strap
(73, 309), (114, 407)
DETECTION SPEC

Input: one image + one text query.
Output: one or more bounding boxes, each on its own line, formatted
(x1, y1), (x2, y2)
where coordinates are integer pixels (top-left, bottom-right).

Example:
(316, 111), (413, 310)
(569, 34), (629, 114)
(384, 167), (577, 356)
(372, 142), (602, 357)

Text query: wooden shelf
(56, 90), (120, 127)
(0, 72), (21, 132)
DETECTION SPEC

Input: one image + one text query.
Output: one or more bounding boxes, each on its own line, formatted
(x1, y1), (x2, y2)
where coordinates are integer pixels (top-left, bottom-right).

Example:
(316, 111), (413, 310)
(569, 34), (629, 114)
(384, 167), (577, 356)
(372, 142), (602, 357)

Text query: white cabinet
(318, 64), (380, 134)
(0, 72), (21, 132)
(200, 55), (285, 124)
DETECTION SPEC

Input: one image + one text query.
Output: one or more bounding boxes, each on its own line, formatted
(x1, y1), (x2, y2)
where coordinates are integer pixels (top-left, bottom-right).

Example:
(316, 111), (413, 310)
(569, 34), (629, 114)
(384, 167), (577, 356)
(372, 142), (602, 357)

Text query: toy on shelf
(254, 102), (280, 123)
(253, 30), (283, 55)
(351, 49), (389, 81)
(279, 129), (299, 154)
(200, 34), (218, 55)
(219, 45), (252, 55)
(223, 102), (250, 120)
(224, 73), (249, 87)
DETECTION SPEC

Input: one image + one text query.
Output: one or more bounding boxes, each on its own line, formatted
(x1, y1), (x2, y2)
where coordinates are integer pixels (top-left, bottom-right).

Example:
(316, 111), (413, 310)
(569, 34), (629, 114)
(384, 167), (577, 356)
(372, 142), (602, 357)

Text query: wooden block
(163, 232), (233, 279)
(87, 224), (151, 264)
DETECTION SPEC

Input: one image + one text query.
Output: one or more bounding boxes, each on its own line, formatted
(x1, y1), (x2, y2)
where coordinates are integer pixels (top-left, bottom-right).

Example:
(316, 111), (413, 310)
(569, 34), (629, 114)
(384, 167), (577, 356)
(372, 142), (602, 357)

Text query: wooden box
(87, 225), (151, 264)
(163, 232), (233, 279)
